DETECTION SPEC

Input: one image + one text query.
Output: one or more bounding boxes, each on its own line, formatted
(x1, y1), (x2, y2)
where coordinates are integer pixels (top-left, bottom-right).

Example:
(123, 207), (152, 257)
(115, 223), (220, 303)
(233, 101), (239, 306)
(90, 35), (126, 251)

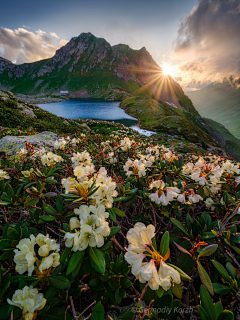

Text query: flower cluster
(0, 169), (9, 180)
(124, 159), (146, 178)
(54, 137), (68, 149)
(125, 223), (181, 291)
(120, 137), (134, 151)
(62, 166), (117, 208)
(71, 151), (92, 168)
(64, 204), (110, 251)
(41, 152), (63, 166)
(13, 234), (60, 276)
(149, 179), (203, 206)
(7, 286), (46, 320)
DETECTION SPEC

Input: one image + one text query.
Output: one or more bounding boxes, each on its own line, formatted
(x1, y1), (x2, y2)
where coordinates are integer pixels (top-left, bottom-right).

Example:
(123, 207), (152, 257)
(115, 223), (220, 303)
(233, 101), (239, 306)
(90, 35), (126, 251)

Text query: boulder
(77, 123), (91, 133)
(0, 131), (58, 155)
(21, 108), (36, 118)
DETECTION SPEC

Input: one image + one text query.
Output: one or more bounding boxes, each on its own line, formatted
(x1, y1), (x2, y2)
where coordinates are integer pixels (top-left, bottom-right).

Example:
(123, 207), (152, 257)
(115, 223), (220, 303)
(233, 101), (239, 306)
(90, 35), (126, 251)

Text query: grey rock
(21, 108), (36, 118)
(77, 123), (91, 133)
(136, 110), (143, 114)
(0, 131), (58, 155)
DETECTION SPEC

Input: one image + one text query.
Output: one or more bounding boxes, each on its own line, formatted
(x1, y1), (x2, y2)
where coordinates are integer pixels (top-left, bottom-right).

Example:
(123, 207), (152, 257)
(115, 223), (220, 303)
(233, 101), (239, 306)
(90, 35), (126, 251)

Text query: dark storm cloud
(173, 0), (240, 88)
(0, 27), (67, 64)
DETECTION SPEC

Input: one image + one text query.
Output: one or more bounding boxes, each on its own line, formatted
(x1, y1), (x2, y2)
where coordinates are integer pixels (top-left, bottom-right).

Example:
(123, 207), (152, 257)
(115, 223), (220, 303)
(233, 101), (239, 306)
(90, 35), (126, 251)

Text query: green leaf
(111, 207), (126, 217)
(24, 198), (39, 207)
(154, 294), (173, 318)
(176, 253), (195, 274)
(56, 195), (63, 213)
(45, 286), (59, 302)
(66, 250), (85, 275)
(109, 226), (121, 237)
(0, 281), (10, 298)
(6, 184), (14, 199)
(0, 305), (22, 320)
(214, 301), (223, 319)
(217, 311), (234, 320)
(160, 231), (170, 257)
(7, 227), (19, 240)
(198, 261), (214, 296)
(91, 302), (104, 320)
(44, 192), (57, 198)
(171, 282), (182, 299)
(200, 285), (216, 320)
(107, 208), (116, 222)
(223, 191), (229, 206)
(226, 262), (237, 279)
(201, 232), (216, 240)
(198, 244), (218, 258)
(212, 283), (230, 295)
(198, 305), (210, 320)
(49, 276), (70, 289)
(89, 247), (105, 274)
(115, 287), (121, 304)
(167, 263), (191, 281)
(211, 260), (232, 283)
(100, 241), (112, 251)
(40, 307), (71, 320)
(39, 215), (56, 222)
(43, 203), (58, 216)
(156, 286), (164, 298)
(170, 218), (190, 237)
(60, 247), (71, 263)
(0, 250), (14, 260)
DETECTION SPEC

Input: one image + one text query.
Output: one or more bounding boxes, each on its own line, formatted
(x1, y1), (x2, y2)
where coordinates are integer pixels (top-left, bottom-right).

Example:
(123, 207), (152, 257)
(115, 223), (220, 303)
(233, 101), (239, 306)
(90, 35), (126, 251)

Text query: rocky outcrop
(0, 132), (58, 155)
(0, 33), (163, 98)
(21, 108), (36, 118)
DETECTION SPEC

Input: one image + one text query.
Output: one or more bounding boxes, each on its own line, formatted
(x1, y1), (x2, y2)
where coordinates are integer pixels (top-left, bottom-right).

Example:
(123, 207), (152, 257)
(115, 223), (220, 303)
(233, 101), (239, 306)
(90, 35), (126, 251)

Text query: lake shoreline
(36, 100), (157, 137)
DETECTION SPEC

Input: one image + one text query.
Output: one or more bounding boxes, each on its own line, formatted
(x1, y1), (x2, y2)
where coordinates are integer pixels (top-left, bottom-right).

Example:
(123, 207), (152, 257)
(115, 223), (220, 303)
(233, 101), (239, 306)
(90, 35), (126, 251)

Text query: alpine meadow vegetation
(0, 125), (239, 320)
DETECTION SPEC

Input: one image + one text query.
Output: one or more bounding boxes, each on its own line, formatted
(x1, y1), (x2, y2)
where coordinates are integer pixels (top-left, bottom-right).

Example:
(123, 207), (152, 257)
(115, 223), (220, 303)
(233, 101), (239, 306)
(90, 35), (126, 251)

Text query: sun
(162, 63), (178, 77)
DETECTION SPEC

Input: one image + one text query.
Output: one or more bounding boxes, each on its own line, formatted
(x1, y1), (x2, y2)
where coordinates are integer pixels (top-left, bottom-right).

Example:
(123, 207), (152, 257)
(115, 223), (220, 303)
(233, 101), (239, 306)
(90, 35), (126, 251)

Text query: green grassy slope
(120, 94), (240, 160)
(186, 82), (240, 138)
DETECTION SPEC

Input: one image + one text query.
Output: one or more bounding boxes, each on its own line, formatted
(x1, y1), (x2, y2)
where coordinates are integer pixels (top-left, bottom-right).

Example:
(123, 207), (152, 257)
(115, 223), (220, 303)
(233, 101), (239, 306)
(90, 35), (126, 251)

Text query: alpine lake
(37, 100), (156, 137)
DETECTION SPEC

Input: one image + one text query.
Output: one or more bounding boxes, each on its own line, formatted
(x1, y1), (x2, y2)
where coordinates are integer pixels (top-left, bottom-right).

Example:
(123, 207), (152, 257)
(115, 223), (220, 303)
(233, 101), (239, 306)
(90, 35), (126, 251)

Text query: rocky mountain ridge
(0, 32), (188, 107)
(0, 33), (160, 98)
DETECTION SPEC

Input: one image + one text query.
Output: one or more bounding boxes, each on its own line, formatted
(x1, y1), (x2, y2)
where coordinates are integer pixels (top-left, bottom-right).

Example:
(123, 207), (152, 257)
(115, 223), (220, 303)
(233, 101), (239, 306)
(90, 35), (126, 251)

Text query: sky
(0, 0), (239, 91)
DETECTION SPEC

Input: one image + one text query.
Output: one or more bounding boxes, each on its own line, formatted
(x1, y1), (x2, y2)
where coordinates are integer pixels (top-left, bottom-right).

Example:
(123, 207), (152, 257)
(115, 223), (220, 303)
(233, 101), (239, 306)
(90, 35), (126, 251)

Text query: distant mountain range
(1, 32), (240, 160)
(0, 32), (186, 106)
(187, 81), (240, 138)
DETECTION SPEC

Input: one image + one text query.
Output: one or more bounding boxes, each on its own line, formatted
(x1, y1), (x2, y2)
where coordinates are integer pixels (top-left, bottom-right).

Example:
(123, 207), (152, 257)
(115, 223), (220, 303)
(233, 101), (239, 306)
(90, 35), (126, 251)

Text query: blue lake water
(37, 100), (157, 136)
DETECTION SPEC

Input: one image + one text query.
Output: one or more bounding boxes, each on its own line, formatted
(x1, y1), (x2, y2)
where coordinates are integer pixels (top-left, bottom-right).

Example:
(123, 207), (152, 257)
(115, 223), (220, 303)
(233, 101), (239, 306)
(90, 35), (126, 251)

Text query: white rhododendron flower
(188, 193), (203, 204)
(35, 234), (60, 273)
(65, 205), (110, 251)
(7, 286), (46, 320)
(90, 167), (118, 208)
(21, 168), (34, 178)
(54, 138), (68, 149)
(125, 223), (181, 291)
(124, 159), (146, 178)
(120, 137), (133, 151)
(71, 151), (92, 168)
(13, 235), (37, 276)
(205, 198), (216, 211)
(108, 152), (117, 164)
(41, 152), (63, 166)
(0, 169), (10, 180)
(14, 234), (60, 276)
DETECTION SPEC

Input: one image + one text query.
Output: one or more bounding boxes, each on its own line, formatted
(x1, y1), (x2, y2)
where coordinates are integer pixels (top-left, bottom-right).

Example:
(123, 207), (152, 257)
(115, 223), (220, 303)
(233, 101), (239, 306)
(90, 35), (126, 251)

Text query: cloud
(173, 0), (240, 90)
(0, 27), (68, 64)
(50, 32), (60, 39)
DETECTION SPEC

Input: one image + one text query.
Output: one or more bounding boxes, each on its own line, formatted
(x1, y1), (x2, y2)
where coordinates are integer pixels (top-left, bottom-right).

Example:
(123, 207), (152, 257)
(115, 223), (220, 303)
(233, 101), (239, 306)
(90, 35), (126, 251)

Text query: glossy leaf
(198, 261), (214, 296)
